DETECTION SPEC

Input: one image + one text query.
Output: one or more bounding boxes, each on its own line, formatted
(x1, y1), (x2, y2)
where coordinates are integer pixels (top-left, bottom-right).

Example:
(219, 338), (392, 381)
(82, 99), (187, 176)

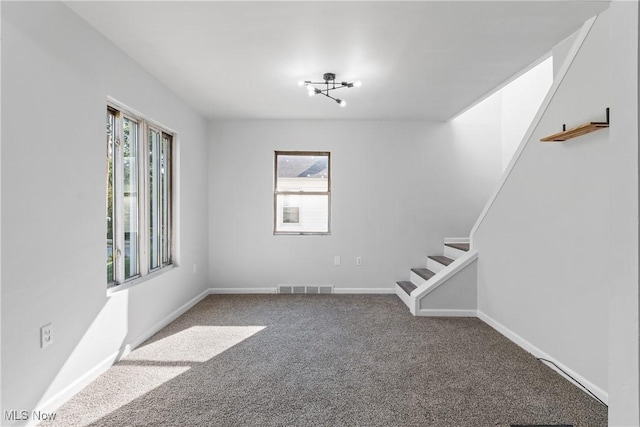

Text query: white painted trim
(410, 271), (429, 287)
(427, 257), (447, 273)
(209, 287), (278, 294)
(106, 264), (176, 296)
(443, 237), (470, 244)
(395, 284), (415, 314)
(413, 250), (479, 300)
(477, 310), (609, 405)
(469, 16), (597, 248)
(444, 245), (466, 260)
(30, 289), (211, 425)
(334, 288), (396, 294)
(207, 287), (396, 295)
(126, 289), (211, 351)
(25, 351), (122, 427)
(417, 309), (477, 317)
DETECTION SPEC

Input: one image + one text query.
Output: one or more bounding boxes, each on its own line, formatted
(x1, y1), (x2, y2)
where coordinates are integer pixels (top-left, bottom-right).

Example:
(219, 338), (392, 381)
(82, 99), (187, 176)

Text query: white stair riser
(427, 258), (447, 273)
(410, 272), (429, 287)
(444, 245), (466, 260)
(443, 237), (470, 245)
(395, 283), (413, 310)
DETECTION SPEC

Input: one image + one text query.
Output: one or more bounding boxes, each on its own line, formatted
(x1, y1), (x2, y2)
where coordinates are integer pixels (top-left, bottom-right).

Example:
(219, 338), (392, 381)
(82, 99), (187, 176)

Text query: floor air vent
(278, 285), (334, 294)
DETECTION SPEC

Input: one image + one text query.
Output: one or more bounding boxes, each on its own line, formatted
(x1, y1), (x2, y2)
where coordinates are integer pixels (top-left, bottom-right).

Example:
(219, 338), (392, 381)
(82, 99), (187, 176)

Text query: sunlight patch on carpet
(127, 325), (267, 363)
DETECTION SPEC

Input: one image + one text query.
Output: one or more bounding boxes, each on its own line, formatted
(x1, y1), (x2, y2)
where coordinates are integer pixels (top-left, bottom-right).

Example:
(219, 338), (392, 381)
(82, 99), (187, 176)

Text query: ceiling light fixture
(299, 72), (361, 107)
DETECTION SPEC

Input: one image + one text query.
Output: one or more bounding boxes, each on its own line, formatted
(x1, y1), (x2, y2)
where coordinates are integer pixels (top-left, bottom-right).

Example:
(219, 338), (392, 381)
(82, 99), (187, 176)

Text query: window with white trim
(274, 151), (330, 234)
(107, 105), (173, 287)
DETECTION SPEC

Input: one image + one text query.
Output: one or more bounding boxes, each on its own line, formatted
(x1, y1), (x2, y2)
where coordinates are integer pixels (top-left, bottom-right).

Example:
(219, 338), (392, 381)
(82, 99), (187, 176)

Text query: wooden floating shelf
(540, 122), (609, 142)
(540, 108), (609, 142)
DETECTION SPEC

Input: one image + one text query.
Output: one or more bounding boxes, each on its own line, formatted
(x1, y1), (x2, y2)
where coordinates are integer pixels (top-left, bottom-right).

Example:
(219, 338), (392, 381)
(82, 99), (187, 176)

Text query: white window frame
(274, 150), (331, 235)
(107, 101), (176, 289)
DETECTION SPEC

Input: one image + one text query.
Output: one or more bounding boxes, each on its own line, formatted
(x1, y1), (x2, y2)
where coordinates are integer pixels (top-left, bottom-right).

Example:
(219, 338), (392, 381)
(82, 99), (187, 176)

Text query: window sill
(107, 264), (176, 296)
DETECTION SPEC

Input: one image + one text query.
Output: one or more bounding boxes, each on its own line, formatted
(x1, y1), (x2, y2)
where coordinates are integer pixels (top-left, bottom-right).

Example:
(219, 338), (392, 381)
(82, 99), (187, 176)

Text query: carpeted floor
(43, 295), (607, 427)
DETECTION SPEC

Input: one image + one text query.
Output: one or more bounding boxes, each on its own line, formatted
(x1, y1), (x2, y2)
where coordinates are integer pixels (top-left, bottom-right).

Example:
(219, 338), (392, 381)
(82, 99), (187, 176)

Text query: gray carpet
(43, 295), (607, 426)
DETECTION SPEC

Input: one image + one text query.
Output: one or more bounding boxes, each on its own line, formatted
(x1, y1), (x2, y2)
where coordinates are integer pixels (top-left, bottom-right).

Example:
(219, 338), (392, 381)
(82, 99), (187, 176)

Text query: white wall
(500, 58), (553, 172)
(552, 31), (579, 79)
(608, 1), (640, 425)
(450, 56), (553, 176)
(473, 10), (611, 401)
(208, 120), (502, 292)
(1, 2), (210, 420)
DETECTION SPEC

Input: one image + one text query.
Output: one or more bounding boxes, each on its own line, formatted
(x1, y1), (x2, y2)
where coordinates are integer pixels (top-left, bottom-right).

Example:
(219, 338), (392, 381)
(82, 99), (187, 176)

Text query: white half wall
(473, 10), (611, 401)
(419, 259), (477, 312)
(1, 2), (210, 421)
(208, 120), (502, 292)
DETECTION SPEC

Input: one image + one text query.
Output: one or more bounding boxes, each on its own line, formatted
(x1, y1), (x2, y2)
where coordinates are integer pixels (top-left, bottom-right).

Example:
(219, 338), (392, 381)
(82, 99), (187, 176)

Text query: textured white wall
(473, 11), (611, 399)
(1, 2), (210, 419)
(208, 120), (502, 292)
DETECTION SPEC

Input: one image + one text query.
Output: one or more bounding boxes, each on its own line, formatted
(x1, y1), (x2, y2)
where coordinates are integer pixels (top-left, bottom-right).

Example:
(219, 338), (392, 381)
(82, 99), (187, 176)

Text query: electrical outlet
(356, 256), (363, 266)
(40, 323), (53, 348)
(334, 256), (341, 266)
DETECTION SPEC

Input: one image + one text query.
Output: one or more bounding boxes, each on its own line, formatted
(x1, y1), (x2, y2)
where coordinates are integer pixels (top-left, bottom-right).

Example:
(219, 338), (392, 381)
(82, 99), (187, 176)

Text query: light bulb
(297, 81), (304, 87)
(353, 81), (362, 88)
(308, 86), (316, 96)
(337, 99), (347, 107)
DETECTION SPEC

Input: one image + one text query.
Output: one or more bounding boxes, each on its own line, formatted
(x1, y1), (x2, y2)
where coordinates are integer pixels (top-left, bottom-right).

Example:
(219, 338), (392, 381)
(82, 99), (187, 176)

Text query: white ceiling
(65, 1), (609, 121)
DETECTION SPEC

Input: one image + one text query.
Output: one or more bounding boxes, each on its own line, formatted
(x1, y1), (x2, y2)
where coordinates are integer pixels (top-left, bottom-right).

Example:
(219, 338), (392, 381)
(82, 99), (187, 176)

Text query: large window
(274, 151), (330, 234)
(107, 105), (173, 287)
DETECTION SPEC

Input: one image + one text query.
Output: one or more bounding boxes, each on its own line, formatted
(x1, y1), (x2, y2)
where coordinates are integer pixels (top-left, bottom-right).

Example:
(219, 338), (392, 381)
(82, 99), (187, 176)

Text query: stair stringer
(411, 249), (478, 316)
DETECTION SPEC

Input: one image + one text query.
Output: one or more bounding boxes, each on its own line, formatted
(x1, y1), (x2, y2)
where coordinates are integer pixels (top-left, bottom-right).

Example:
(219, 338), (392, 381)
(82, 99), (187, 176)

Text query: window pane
(149, 129), (160, 269)
(275, 194), (329, 233)
(276, 154), (328, 192)
(123, 117), (139, 279)
(106, 110), (116, 283)
(108, 104), (174, 287)
(160, 134), (171, 265)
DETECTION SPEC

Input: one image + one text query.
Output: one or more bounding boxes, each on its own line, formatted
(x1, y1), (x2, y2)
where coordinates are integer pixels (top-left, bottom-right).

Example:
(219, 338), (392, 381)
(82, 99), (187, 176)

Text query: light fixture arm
(300, 72), (360, 107)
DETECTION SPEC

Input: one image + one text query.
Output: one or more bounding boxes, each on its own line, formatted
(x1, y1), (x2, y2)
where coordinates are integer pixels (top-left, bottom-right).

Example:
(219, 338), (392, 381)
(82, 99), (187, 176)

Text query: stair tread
(428, 255), (455, 266)
(410, 268), (436, 281)
(397, 281), (417, 295)
(445, 243), (470, 251)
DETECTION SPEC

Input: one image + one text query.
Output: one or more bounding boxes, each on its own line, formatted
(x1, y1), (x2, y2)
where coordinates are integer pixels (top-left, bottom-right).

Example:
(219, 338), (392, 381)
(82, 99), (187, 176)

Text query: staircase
(395, 238), (478, 316)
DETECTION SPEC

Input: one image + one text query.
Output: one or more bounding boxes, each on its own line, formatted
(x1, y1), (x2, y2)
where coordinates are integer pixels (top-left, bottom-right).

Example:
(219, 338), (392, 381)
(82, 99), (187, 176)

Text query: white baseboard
(333, 288), (396, 294)
(25, 351), (123, 427)
(209, 287), (277, 294)
(417, 309), (477, 317)
(477, 310), (609, 405)
(207, 287), (395, 295)
(21, 289), (607, 427)
(126, 289), (211, 351)
(30, 288), (211, 424)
